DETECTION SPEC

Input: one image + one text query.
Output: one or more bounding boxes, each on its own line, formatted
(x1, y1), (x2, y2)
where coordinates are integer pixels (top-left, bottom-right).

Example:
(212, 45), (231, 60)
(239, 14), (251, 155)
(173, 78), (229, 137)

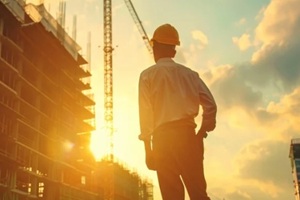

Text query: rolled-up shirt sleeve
(138, 73), (154, 141)
(196, 74), (217, 121)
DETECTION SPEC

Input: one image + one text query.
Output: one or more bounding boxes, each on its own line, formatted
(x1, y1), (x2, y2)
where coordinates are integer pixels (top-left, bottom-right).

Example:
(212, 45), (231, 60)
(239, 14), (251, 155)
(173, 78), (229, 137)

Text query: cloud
(205, 56), (300, 138)
(252, 40), (300, 93)
(255, 0), (300, 45)
(261, 86), (300, 139)
(205, 88), (300, 199)
(211, 0), (300, 97)
(253, 0), (300, 61)
(226, 189), (251, 200)
(232, 34), (252, 51)
(208, 138), (295, 200)
(204, 64), (263, 113)
(191, 30), (208, 49)
(177, 30), (209, 70)
(267, 87), (300, 117)
(236, 140), (290, 183)
(204, 0), (300, 115)
(203, 1), (300, 198)
(223, 182), (293, 200)
(233, 139), (294, 198)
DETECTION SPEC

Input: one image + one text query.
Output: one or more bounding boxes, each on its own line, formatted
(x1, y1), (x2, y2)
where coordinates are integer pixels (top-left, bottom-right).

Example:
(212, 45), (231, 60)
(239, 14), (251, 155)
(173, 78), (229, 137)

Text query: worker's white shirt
(138, 58), (216, 141)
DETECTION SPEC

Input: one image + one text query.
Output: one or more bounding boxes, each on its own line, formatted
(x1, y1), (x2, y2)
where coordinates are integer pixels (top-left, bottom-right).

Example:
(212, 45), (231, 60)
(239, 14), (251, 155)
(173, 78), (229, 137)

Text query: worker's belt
(154, 117), (196, 134)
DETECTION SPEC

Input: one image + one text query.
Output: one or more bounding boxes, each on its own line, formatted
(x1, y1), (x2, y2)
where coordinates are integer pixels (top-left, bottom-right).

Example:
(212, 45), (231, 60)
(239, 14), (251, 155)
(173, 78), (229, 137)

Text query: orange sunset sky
(27, 0), (300, 199)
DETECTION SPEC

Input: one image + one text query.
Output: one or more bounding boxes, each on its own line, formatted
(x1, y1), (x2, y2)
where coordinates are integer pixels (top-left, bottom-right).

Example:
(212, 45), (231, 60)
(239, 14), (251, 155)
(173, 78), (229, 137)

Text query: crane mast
(102, 1), (150, 199)
(103, 0), (114, 162)
(103, 0), (152, 164)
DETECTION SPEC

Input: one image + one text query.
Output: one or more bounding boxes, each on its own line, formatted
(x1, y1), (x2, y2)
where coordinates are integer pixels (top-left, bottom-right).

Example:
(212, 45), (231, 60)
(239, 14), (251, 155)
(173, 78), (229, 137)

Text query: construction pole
(103, 0), (114, 162)
(103, 1), (114, 200)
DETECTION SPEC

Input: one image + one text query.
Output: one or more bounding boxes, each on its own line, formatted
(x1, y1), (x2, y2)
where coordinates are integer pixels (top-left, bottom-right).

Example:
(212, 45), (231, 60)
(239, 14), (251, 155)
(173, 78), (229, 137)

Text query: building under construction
(289, 139), (300, 200)
(97, 159), (153, 200)
(0, 0), (153, 199)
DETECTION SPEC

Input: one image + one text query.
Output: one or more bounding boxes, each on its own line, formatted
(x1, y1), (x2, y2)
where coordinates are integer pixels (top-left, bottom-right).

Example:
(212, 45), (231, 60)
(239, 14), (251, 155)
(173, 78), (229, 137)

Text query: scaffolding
(96, 159), (153, 200)
(0, 1), (97, 199)
(0, 1), (153, 200)
(289, 139), (300, 200)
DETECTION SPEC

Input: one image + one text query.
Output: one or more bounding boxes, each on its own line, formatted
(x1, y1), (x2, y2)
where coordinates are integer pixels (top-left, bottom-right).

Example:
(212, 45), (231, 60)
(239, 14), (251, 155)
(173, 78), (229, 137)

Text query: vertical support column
(103, 0), (114, 162)
(103, 2), (114, 200)
(0, 17), (3, 56)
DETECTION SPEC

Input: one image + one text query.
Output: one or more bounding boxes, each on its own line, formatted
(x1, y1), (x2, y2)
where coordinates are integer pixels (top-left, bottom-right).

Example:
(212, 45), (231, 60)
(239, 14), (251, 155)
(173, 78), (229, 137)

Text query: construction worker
(138, 24), (217, 200)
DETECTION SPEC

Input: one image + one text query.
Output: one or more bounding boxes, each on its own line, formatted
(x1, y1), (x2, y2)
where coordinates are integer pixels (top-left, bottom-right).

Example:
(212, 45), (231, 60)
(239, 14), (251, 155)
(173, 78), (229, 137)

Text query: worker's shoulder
(175, 63), (199, 75)
(141, 64), (158, 75)
(141, 61), (198, 76)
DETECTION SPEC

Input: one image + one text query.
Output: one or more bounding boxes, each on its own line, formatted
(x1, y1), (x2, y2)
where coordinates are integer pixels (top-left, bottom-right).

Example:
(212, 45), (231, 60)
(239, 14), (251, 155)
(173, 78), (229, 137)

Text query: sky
(26, 0), (300, 199)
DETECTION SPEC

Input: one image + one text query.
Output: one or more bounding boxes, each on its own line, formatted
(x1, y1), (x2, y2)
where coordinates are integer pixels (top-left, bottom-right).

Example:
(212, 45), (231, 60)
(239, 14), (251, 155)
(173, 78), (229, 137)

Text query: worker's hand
(145, 150), (156, 170)
(197, 128), (208, 138)
(144, 141), (156, 170)
(201, 118), (216, 132)
(198, 118), (216, 138)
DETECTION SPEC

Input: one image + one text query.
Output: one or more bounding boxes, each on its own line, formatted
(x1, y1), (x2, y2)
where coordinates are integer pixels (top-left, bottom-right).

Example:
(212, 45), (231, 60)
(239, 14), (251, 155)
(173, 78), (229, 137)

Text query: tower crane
(103, 0), (151, 162)
(102, 1), (151, 199)
(123, 0), (153, 54)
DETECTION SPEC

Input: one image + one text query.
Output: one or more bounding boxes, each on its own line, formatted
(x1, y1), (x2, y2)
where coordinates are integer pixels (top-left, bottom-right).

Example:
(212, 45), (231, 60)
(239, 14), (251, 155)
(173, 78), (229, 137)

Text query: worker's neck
(154, 54), (175, 63)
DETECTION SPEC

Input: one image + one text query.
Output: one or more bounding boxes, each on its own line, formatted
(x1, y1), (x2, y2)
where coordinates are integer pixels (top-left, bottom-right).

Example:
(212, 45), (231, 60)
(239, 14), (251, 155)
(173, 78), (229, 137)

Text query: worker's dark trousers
(152, 125), (210, 200)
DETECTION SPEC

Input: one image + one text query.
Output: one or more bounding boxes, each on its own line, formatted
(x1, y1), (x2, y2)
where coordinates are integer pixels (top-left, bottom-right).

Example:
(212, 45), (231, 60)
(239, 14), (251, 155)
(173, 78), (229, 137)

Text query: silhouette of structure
(0, 1), (153, 199)
(102, 0), (152, 164)
(102, 0), (154, 197)
(123, 0), (152, 54)
(97, 159), (153, 200)
(289, 138), (300, 200)
(0, 0), (97, 199)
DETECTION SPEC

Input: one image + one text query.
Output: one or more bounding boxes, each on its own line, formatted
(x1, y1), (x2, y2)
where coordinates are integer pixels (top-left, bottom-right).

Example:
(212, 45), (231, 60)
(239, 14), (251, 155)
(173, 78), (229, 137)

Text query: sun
(90, 128), (112, 161)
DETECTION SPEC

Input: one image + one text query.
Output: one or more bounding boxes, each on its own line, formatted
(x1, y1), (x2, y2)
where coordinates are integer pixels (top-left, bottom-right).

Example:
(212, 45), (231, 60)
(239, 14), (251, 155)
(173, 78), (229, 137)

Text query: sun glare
(90, 128), (112, 161)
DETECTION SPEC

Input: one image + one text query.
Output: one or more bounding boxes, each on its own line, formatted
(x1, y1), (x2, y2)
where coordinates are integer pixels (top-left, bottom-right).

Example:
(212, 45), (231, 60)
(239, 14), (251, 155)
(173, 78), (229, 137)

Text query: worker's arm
(138, 73), (154, 141)
(196, 75), (217, 137)
(138, 73), (156, 170)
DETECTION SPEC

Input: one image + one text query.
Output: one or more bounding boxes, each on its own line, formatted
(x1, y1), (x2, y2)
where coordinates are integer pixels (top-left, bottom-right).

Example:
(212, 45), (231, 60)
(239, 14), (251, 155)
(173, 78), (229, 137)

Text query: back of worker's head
(151, 23), (180, 46)
(151, 24), (180, 61)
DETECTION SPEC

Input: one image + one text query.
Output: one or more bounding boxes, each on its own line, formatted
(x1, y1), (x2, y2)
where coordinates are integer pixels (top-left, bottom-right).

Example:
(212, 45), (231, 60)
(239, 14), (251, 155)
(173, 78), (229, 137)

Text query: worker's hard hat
(151, 24), (180, 46)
